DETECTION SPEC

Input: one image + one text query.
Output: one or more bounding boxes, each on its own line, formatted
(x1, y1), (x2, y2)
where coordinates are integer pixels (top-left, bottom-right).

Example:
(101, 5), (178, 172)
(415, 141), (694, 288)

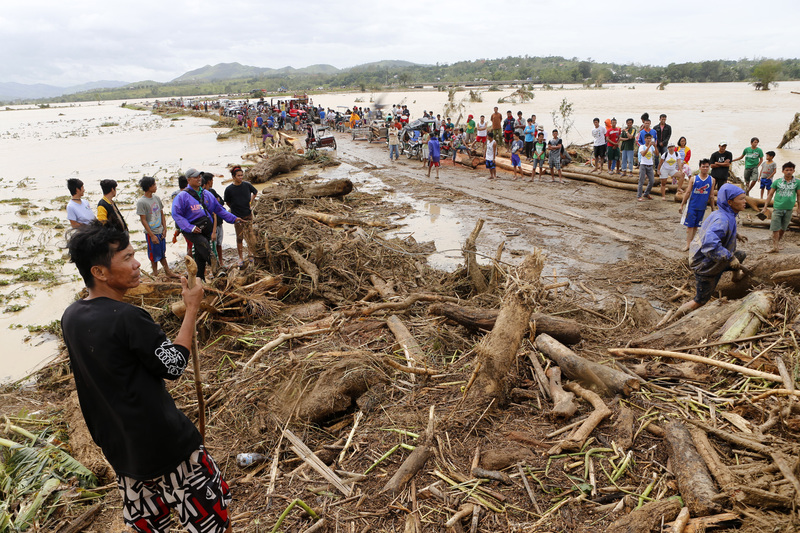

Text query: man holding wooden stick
(660, 184), (748, 326)
(61, 221), (232, 533)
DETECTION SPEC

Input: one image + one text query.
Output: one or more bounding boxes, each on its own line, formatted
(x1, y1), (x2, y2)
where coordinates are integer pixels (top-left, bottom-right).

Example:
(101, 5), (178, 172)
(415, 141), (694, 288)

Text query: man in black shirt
(710, 141), (733, 190)
(61, 221), (231, 533)
(223, 166), (258, 265)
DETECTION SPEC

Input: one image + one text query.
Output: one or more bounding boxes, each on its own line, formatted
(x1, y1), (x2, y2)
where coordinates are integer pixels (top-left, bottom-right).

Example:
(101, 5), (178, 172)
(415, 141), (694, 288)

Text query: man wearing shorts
(547, 130), (564, 184)
(476, 115), (488, 145)
(137, 176), (179, 278)
(709, 141), (733, 190)
(427, 133), (441, 179)
(485, 132), (497, 180)
(224, 166), (259, 265)
(503, 110), (515, 147)
(590, 118), (607, 172)
(679, 159), (715, 251)
(606, 118), (621, 173)
(490, 107), (503, 147)
(62, 222), (232, 533)
(761, 162), (800, 253)
(732, 137), (764, 195)
(510, 132), (523, 180)
(531, 132), (547, 182)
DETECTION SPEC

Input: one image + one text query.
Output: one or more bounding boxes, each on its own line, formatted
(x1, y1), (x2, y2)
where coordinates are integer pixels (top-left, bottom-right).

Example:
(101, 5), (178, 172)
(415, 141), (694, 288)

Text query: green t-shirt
(742, 147), (764, 169)
(620, 127), (637, 151)
(533, 141), (547, 160)
(771, 176), (800, 210)
(466, 119), (476, 134)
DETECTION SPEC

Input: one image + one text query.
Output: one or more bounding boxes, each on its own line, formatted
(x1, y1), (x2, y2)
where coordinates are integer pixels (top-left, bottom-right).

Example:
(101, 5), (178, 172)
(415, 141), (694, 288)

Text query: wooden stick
(517, 463), (542, 514)
(664, 421), (722, 516)
(770, 451), (800, 504)
(184, 255), (206, 442)
(444, 504), (474, 529)
(608, 348), (784, 383)
(548, 382), (611, 455)
(243, 327), (332, 369)
(386, 315), (424, 381)
(670, 507), (690, 533)
(546, 366), (578, 418)
(283, 429), (351, 496)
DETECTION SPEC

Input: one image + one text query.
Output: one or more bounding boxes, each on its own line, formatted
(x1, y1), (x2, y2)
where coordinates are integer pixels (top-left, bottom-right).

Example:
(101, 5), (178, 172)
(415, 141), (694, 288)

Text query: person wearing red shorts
(61, 222), (232, 533)
(427, 133), (441, 179)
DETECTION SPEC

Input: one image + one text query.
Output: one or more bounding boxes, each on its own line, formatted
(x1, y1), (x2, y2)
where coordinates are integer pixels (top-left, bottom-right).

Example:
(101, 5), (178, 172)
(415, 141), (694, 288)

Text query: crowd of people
(66, 166), (259, 281)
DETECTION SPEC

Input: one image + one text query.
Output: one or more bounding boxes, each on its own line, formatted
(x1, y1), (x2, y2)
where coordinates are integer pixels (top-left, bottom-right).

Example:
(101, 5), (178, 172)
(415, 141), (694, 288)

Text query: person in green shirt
(466, 114), (476, 143)
(761, 162), (800, 252)
(732, 137), (764, 195)
(530, 132), (548, 182)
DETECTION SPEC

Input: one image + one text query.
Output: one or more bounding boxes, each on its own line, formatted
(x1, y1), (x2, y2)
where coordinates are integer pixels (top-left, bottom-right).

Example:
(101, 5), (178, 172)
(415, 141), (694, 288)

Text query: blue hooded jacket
(689, 183), (744, 277)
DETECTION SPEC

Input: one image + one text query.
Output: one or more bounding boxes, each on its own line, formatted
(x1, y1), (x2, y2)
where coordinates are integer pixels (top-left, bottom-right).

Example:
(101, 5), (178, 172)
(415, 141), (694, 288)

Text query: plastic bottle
(236, 452), (267, 468)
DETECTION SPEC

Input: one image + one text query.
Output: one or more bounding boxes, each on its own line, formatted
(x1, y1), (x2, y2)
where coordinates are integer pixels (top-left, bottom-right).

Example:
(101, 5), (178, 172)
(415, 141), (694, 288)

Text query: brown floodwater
(0, 100), (250, 381)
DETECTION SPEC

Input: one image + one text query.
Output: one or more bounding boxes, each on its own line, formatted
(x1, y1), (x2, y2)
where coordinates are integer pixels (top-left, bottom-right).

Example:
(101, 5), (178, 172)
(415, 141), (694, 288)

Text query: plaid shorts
(116, 446), (231, 533)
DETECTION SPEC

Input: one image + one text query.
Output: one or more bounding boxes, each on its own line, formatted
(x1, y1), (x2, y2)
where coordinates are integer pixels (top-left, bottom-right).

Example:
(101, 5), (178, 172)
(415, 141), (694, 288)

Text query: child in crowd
(137, 176), (179, 278)
(759, 151), (777, 199)
(761, 162), (800, 253)
(679, 159), (715, 251)
(732, 137), (764, 195)
(427, 132), (441, 180)
(531, 132), (547, 182)
(511, 132), (523, 180)
(485, 132), (498, 180)
(547, 130), (564, 184)
(658, 144), (681, 200)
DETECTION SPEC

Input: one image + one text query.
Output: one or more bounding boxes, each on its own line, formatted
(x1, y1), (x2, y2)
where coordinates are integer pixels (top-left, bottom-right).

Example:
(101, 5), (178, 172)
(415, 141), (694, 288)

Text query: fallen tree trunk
(428, 302), (582, 344)
(470, 251), (544, 403)
(275, 130), (306, 154)
(260, 178), (354, 201)
(294, 208), (387, 227)
(453, 152), (482, 168)
(631, 298), (739, 348)
(714, 290), (772, 348)
(247, 153), (306, 183)
(664, 421), (723, 516)
(716, 254), (800, 297)
(535, 334), (639, 396)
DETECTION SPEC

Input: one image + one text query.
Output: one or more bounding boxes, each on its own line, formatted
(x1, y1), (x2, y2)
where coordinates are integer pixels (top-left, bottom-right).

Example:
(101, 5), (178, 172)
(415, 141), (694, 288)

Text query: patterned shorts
(116, 446), (231, 533)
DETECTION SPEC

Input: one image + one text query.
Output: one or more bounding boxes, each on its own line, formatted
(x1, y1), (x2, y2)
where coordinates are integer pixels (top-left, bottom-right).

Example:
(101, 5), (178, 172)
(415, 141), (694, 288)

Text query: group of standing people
(66, 166), (260, 281)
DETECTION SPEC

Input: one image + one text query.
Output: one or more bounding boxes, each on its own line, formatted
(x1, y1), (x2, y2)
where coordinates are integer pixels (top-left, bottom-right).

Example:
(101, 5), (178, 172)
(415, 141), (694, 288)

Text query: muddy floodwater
(2, 82), (799, 381)
(0, 101), (251, 381)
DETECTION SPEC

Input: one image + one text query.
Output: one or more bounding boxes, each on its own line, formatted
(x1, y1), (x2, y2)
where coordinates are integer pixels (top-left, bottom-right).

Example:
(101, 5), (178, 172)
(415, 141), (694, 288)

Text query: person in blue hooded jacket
(172, 168), (241, 280)
(661, 183), (748, 325)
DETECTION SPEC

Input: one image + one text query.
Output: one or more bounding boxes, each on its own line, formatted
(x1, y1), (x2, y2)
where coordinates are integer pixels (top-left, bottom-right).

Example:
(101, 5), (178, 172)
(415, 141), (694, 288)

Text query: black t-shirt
(61, 297), (201, 480)
(709, 150), (733, 180)
(224, 182), (258, 218)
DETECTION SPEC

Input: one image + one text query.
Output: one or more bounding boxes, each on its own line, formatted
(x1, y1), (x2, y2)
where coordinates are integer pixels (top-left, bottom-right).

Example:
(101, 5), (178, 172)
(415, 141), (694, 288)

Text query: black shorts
(593, 145), (607, 158)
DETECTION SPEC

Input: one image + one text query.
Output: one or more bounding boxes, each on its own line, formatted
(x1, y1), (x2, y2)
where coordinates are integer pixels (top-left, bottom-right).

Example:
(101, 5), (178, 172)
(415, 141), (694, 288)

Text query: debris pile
(3, 154), (800, 532)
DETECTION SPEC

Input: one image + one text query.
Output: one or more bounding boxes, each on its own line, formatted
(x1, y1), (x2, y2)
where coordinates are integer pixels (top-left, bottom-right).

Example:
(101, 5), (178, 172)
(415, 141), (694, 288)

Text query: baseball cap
(719, 141), (727, 146)
(185, 168), (201, 178)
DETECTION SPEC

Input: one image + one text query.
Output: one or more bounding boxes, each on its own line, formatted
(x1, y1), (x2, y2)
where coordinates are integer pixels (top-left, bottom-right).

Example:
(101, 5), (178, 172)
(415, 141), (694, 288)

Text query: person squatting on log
(172, 168), (242, 280)
(224, 165), (259, 265)
(760, 161), (800, 253)
(667, 184), (748, 324)
(61, 221), (232, 533)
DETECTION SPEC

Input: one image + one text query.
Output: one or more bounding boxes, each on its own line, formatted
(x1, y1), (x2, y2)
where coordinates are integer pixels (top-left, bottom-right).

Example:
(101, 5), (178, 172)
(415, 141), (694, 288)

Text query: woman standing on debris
(660, 184), (748, 325)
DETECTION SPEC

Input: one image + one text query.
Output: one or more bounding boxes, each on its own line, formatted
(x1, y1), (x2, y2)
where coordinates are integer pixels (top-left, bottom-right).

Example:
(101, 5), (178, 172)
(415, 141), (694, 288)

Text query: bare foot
(165, 270), (180, 279)
(767, 247), (779, 253)
(682, 244), (690, 251)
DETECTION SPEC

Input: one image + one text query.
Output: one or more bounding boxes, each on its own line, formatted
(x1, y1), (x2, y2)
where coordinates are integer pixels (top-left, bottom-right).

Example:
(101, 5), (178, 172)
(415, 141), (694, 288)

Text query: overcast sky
(3, 0), (799, 86)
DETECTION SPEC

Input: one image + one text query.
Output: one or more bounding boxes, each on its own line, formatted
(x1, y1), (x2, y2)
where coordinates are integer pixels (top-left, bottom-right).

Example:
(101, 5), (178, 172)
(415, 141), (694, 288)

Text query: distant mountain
(0, 80), (128, 101)
(172, 62), (341, 82)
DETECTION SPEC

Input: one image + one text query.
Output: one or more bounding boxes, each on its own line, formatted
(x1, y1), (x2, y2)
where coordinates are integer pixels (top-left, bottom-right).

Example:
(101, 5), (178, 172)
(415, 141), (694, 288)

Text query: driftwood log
(545, 366), (578, 418)
(382, 406), (436, 495)
(535, 334), (639, 396)
(605, 498), (681, 533)
(428, 302), (582, 344)
(716, 254), (800, 297)
(632, 298), (739, 348)
(463, 219), (489, 294)
(470, 251), (544, 402)
(247, 153), (306, 183)
(664, 421), (723, 516)
(259, 178), (354, 201)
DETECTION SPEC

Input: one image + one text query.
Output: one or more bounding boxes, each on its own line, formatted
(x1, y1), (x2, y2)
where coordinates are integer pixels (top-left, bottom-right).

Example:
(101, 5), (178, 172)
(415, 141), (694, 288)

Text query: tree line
(18, 56), (800, 105)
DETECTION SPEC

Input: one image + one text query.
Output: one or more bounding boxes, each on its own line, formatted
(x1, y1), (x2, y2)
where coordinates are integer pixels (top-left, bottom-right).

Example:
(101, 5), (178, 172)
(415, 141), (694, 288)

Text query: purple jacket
(171, 186), (237, 233)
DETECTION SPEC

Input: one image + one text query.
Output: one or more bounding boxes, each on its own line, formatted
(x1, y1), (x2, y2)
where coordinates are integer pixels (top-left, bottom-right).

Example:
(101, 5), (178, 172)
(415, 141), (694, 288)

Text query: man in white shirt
(591, 118), (607, 172)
